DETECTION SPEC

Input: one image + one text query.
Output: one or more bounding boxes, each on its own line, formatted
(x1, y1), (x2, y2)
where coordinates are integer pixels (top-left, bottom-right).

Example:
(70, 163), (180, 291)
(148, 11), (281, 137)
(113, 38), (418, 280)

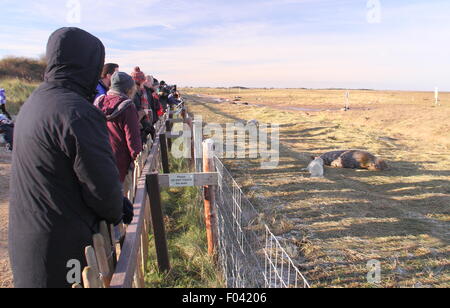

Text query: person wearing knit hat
(94, 72), (142, 183)
(143, 75), (163, 126)
(132, 67), (157, 144)
(131, 66), (146, 85)
(110, 71), (136, 95)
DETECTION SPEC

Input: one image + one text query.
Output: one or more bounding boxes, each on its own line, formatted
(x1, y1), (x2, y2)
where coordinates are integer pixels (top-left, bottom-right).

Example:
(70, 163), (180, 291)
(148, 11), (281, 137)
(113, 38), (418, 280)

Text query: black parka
(9, 28), (123, 288)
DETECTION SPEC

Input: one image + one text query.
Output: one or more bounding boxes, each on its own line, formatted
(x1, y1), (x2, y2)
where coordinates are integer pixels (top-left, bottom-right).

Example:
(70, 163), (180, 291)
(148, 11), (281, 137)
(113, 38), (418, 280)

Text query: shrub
(0, 56), (46, 82)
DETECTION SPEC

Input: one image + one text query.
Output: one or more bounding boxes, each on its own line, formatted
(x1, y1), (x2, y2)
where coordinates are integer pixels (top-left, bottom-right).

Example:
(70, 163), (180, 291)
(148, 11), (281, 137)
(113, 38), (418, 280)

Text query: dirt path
(0, 150), (12, 288)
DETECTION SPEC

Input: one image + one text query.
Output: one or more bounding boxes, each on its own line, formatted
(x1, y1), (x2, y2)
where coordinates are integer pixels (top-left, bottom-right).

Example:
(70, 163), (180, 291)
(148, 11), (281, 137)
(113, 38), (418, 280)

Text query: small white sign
(169, 174), (195, 187)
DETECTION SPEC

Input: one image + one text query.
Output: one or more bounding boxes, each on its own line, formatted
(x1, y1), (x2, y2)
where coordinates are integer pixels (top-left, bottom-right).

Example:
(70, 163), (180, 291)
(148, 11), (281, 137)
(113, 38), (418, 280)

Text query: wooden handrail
(109, 123), (166, 288)
(80, 108), (184, 288)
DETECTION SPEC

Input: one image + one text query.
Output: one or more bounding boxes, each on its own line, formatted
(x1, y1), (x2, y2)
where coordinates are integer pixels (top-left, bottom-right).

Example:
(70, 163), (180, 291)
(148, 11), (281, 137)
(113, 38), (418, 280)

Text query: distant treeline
(0, 56), (46, 82)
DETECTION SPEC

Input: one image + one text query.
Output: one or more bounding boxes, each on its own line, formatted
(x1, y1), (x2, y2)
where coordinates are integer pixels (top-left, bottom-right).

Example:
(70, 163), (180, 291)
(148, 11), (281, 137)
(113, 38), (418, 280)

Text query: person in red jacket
(94, 72), (142, 183)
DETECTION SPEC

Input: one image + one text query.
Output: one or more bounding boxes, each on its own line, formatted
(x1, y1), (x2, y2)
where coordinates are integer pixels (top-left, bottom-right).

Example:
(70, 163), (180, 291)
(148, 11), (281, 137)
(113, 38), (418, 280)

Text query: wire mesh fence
(214, 157), (310, 288)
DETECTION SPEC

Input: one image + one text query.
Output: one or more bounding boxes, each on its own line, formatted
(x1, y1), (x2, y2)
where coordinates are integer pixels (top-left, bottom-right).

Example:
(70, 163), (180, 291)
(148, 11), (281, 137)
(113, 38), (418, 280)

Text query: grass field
(182, 88), (450, 288)
(0, 79), (38, 115)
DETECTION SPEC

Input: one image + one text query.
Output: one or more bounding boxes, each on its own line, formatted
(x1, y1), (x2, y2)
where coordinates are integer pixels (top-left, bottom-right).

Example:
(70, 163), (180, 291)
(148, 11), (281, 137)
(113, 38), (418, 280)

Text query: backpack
(94, 95), (134, 121)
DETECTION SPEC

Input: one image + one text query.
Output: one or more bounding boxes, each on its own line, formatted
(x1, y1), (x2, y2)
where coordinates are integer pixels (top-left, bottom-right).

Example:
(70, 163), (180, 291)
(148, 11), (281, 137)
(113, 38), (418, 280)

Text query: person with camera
(158, 80), (171, 111)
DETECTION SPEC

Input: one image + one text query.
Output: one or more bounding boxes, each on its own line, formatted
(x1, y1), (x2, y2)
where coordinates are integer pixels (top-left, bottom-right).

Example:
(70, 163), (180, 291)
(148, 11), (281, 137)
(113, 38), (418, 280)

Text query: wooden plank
(110, 115), (166, 288)
(82, 267), (102, 289)
(166, 132), (183, 139)
(142, 197), (151, 272)
(203, 139), (218, 256)
(93, 233), (112, 287)
(186, 117), (195, 170)
(193, 119), (203, 173)
(159, 133), (170, 174)
(99, 222), (115, 271)
(85, 246), (101, 286)
(158, 172), (218, 188)
(110, 176), (148, 288)
(146, 173), (170, 272)
(166, 119), (173, 151)
(168, 110), (182, 116)
(167, 118), (184, 124)
(115, 223), (126, 247)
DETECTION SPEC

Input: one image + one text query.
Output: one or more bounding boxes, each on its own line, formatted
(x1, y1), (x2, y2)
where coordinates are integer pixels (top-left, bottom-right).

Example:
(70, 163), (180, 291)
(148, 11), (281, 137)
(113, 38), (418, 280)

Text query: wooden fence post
(186, 117), (195, 171)
(181, 105), (187, 122)
(159, 133), (170, 174)
(146, 173), (170, 272)
(193, 119), (203, 173)
(203, 139), (218, 256)
(166, 118), (173, 151)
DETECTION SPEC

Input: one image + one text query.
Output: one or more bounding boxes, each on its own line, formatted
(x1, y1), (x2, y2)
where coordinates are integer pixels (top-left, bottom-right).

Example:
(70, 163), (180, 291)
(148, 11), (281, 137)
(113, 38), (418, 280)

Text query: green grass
(145, 155), (224, 288)
(0, 78), (38, 115)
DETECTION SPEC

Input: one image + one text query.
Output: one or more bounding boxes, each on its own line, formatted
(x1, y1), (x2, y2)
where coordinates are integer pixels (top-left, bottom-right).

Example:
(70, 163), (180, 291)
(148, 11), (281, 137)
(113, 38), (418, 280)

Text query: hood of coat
(44, 27), (105, 100)
(95, 94), (133, 121)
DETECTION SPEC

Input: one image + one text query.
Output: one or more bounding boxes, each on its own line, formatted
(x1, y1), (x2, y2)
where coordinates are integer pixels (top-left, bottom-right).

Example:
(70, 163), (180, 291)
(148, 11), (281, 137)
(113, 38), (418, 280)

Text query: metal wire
(214, 157), (310, 288)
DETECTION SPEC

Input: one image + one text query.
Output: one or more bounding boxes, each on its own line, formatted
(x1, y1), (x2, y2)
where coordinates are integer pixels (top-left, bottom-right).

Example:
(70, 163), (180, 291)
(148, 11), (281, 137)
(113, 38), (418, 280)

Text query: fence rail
(110, 119), (167, 288)
(79, 101), (310, 288)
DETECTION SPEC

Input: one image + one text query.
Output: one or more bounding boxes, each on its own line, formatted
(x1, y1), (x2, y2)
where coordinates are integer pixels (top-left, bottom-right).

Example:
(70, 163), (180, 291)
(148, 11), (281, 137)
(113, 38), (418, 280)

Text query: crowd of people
(0, 88), (14, 150)
(93, 65), (180, 182)
(7, 27), (181, 288)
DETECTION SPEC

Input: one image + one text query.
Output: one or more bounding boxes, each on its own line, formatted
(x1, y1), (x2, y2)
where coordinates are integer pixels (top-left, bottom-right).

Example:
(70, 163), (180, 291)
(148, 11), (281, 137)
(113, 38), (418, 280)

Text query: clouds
(1, 0), (449, 90)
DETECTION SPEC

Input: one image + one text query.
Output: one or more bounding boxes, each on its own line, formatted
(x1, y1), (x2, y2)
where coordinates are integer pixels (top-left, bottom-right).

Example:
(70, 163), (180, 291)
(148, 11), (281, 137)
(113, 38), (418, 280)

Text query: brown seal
(319, 150), (347, 166)
(330, 150), (388, 171)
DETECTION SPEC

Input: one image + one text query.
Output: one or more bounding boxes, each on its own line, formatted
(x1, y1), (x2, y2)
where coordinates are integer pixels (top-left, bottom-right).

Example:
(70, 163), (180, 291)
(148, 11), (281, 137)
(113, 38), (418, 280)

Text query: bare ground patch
(0, 150), (12, 288)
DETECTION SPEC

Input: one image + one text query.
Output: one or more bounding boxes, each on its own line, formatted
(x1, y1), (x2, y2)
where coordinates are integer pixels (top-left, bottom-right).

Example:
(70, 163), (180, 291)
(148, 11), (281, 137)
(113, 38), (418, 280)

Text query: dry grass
(0, 79), (38, 115)
(183, 88), (450, 288)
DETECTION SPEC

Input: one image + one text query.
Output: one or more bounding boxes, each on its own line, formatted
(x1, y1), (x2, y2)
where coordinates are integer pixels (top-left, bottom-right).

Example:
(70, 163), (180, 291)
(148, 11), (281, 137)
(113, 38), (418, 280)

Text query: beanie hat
(110, 72), (135, 95)
(131, 66), (146, 84)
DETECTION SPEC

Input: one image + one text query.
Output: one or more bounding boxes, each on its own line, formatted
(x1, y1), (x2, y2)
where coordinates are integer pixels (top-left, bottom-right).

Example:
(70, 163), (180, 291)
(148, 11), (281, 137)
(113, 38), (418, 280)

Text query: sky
(0, 0), (449, 91)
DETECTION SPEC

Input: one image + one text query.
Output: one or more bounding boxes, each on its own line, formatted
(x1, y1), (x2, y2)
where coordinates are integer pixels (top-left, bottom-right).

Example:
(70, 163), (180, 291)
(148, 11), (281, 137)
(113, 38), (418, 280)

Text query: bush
(0, 56), (46, 82)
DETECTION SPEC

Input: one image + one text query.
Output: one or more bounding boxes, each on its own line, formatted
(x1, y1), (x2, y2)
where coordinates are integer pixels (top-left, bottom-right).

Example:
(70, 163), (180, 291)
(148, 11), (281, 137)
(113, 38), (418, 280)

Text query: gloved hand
(122, 197), (134, 225)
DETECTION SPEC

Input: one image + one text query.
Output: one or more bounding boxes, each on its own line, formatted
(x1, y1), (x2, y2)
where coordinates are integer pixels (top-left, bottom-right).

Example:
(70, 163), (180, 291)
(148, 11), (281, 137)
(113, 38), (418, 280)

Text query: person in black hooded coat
(9, 27), (124, 288)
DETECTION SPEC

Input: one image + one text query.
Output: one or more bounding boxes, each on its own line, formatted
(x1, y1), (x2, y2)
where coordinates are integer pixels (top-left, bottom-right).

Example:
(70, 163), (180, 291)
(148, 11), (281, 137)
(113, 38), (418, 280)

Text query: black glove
(122, 197), (134, 225)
